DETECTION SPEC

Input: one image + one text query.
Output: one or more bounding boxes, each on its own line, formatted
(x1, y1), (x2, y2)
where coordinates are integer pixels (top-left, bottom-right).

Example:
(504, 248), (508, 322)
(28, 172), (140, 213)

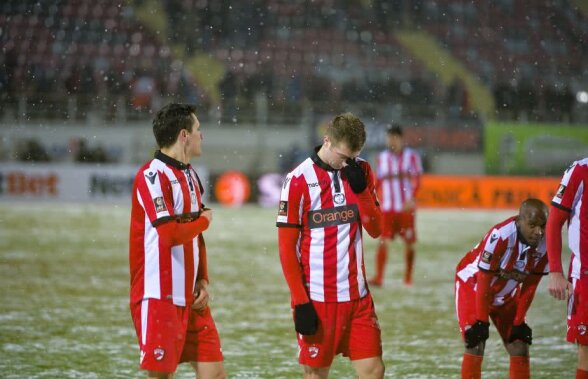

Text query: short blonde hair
(326, 113), (366, 152)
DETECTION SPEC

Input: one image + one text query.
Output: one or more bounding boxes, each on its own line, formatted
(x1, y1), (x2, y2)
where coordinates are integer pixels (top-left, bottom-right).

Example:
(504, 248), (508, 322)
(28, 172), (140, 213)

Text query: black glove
(343, 158), (367, 193)
(464, 320), (490, 348)
(294, 302), (318, 335)
(508, 323), (532, 345)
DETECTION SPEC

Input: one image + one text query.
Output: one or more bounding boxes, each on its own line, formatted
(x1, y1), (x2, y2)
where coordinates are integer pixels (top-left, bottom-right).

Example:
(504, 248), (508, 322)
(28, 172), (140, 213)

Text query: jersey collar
(155, 150), (190, 170)
(311, 145), (337, 171)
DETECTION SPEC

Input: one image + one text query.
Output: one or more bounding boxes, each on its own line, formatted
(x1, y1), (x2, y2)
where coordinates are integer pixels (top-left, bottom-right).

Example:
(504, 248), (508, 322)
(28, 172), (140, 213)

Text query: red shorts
(381, 210), (416, 242)
(567, 277), (588, 345)
(297, 293), (382, 368)
(455, 277), (517, 342)
(131, 299), (223, 373)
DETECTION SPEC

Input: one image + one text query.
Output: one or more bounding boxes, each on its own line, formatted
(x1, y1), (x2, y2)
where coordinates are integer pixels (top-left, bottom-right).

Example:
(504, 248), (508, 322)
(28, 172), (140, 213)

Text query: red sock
(373, 242), (387, 284)
(462, 353), (482, 379)
(404, 247), (415, 284)
(509, 356), (529, 379)
(577, 369), (588, 379)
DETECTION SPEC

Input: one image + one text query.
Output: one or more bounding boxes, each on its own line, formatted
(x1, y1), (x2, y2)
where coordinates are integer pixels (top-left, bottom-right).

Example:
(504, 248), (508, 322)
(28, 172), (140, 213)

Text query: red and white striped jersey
(276, 152), (378, 302)
(552, 158), (588, 279)
(129, 151), (204, 307)
(375, 147), (422, 212)
(456, 216), (548, 306)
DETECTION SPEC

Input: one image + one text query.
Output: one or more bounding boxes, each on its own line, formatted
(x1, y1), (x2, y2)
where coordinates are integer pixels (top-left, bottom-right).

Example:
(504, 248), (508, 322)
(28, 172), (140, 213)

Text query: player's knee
(355, 358), (385, 379)
(578, 344), (588, 367)
(506, 340), (529, 356)
(367, 360), (385, 379)
(303, 365), (329, 379)
(147, 372), (173, 379)
(465, 342), (485, 356)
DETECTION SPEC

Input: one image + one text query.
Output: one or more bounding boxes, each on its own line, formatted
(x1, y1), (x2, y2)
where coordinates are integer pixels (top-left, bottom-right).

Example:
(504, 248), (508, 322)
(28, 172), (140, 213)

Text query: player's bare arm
(546, 204), (572, 300)
(548, 272), (571, 301)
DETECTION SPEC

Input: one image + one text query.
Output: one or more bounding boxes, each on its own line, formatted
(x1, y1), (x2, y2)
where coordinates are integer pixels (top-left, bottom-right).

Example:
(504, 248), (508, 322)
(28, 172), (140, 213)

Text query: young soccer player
(129, 103), (226, 379)
(277, 113), (384, 378)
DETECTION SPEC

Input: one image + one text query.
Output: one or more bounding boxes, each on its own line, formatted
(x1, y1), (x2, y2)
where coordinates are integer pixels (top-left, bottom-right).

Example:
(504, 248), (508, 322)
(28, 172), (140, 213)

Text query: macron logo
(489, 233), (498, 244)
(145, 171), (157, 185)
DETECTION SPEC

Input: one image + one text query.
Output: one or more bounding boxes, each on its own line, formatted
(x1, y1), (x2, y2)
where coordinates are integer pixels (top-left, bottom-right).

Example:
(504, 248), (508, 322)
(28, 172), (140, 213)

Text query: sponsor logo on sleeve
(153, 197), (167, 213)
(145, 171), (157, 185)
(307, 204), (358, 229)
(481, 250), (493, 264)
(556, 184), (566, 199)
(278, 201), (288, 216)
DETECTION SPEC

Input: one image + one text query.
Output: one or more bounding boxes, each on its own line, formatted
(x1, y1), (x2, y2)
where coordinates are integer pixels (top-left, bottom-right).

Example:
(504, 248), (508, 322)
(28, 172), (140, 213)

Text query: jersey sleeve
(362, 160), (379, 203)
(477, 228), (507, 272)
(552, 161), (582, 212)
(276, 173), (304, 228)
(357, 160), (382, 238)
(412, 150), (423, 175)
(135, 167), (175, 226)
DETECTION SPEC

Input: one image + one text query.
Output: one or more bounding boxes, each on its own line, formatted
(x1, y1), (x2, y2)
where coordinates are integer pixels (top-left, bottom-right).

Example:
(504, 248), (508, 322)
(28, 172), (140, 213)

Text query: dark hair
(386, 123), (403, 136)
(152, 103), (197, 148)
(327, 112), (366, 152)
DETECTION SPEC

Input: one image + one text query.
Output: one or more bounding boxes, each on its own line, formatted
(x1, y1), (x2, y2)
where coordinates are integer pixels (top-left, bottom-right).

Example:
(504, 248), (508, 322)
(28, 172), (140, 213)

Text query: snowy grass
(0, 203), (575, 378)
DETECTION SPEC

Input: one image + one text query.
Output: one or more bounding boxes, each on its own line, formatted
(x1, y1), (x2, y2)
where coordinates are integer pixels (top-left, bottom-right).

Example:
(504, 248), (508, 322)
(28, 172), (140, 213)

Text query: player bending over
(455, 198), (548, 379)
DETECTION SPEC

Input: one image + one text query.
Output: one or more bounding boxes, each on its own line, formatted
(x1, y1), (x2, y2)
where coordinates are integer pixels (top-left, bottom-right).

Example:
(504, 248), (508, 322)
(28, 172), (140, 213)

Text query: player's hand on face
(508, 323), (532, 345)
(294, 302), (318, 335)
(548, 272), (571, 301)
(200, 208), (213, 223)
(342, 158), (367, 193)
(464, 320), (490, 348)
(192, 282), (209, 313)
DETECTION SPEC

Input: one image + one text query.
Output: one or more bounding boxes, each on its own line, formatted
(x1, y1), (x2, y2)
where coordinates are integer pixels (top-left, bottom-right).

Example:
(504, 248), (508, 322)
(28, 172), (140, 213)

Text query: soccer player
(369, 124), (422, 287)
(277, 113), (385, 378)
(129, 103), (226, 379)
(546, 158), (588, 379)
(455, 198), (548, 379)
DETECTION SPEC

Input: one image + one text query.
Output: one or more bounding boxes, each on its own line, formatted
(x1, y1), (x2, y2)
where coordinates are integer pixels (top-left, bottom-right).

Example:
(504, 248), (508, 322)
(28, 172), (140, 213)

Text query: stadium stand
(0, 0), (586, 124)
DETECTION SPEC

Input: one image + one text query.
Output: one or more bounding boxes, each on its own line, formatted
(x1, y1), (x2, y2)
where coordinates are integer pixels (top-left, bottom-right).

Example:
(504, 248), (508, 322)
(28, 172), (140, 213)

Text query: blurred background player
(369, 124), (422, 287)
(547, 158), (588, 379)
(455, 198), (548, 379)
(129, 103), (226, 379)
(277, 113), (384, 378)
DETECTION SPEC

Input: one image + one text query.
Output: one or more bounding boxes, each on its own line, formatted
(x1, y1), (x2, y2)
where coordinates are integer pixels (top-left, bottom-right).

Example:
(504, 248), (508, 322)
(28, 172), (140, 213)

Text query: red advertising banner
(416, 175), (561, 209)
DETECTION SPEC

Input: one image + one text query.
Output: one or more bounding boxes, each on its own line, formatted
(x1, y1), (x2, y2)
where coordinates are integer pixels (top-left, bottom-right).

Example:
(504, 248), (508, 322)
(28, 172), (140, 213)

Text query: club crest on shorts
(579, 325), (587, 336)
(154, 347), (165, 361)
(308, 345), (319, 359)
(153, 197), (167, 213)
